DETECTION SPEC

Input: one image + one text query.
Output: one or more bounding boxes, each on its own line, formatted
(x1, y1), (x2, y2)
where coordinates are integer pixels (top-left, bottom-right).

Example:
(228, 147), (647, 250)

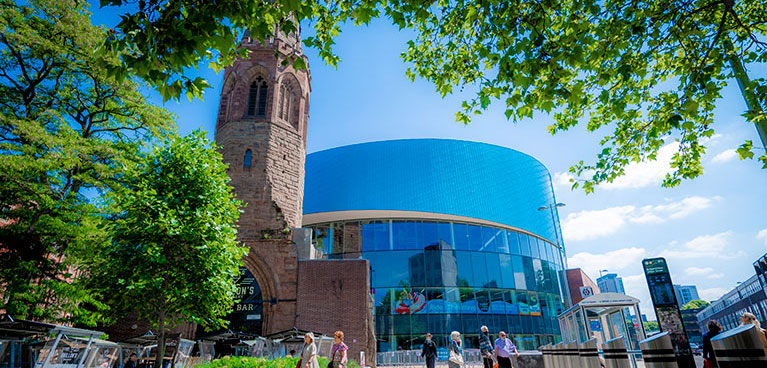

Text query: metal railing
(376, 349), (542, 367)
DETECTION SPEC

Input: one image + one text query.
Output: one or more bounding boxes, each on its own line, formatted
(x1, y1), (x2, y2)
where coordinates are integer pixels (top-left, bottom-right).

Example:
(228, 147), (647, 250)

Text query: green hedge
(195, 356), (362, 368)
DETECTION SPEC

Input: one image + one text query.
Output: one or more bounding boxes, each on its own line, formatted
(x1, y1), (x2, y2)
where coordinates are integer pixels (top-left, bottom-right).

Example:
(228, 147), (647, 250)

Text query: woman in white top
(302, 333), (320, 368)
(448, 331), (463, 368)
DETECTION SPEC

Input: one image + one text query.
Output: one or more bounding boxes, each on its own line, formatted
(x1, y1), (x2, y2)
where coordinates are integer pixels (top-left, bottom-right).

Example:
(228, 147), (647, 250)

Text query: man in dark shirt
(479, 326), (494, 368)
(421, 333), (437, 368)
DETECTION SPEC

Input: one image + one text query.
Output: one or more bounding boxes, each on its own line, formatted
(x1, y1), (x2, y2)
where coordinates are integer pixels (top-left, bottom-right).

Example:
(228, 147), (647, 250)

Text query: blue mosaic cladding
(303, 139), (564, 246)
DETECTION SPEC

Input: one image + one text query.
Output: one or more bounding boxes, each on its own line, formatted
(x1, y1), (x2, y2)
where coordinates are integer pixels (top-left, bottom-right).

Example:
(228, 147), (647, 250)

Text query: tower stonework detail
(215, 31), (310, 335)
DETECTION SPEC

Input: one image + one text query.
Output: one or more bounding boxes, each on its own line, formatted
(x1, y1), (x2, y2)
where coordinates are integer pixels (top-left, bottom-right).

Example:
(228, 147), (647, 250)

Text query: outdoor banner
(506, 302), (520, 315)
(394, 289), (427, 315)
(518, 292), (531, 315)
(231, 266), (264, 333)
(490, 300), (507, 314)
(529, 292), (542, 316)
(643, 257), (696, 368)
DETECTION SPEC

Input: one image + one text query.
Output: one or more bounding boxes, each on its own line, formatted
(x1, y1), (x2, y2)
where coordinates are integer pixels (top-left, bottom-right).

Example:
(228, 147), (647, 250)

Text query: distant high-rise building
(597, 273), (625, 294)
(674, 285), (700, 306)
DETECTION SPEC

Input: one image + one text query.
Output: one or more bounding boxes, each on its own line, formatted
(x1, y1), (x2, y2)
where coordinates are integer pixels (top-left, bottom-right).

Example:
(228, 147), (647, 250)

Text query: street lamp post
(538, 202), (566, 249)
(538, 202), (568, 307)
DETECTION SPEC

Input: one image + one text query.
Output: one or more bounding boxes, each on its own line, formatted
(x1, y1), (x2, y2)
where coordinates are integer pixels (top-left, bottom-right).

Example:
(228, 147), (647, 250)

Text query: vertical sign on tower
(642, 257), (695, 368)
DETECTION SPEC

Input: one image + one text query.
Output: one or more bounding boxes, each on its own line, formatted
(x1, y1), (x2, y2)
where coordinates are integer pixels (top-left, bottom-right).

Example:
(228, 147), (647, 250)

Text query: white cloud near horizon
(562, 196), (720, 241)
(621, 274), (655, 317)
(712, 149), (738, 163)
(699, 287), (729, 302)
(685, 267), (724, 279)
(659, 231), (744, 260)
(568, 247), (647, 279)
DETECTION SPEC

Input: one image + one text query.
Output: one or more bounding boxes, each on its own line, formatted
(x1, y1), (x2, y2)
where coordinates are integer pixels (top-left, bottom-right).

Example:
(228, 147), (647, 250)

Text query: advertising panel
(643, 258), (695, 368)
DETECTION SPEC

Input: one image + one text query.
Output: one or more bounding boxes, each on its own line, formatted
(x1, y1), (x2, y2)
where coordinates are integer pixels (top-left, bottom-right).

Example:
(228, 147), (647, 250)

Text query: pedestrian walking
(421, 333), (437, 368)
(494, 332), (519, 368)
(702, 320), (722, 368)
(301, 333), (320, 368)
(479, 326), (494, 368)
(330, 331), (348, 368)
(739, 312), (767, 353)
(448, 331), (464, 368)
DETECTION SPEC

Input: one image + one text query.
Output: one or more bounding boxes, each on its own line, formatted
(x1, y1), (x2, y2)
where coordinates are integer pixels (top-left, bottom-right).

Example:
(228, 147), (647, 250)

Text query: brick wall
(566, 268), (600, 304)
(296, 260), (376, 367)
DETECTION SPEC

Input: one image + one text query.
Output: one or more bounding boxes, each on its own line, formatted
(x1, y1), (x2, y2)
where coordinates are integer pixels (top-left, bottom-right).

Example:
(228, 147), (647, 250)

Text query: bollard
(540, 344), (549, 368)
(602, 336), (631, 368)
(540, 344), (553, 368)
(553, 342), (565, 368)
(563, 342), (579, 368)
(711, 323), (767, 368)
(579, 339), (601, 368)
(639, 332), (677, 368)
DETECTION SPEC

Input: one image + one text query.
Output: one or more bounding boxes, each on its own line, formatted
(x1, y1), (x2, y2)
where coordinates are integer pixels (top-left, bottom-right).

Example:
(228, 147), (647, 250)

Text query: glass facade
(308, 219), (568, 352)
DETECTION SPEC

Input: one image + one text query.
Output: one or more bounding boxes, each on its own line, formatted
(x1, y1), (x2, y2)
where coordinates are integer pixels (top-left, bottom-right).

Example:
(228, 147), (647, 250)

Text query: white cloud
(562, 206), (635, 241)
(659, 232), (744, 260)
(712, 149), (738, 163)
(602, 142), (679, 190)
(650, 196), (721, 219)
(758, 229), (767, 243)
(562, 196), (720, 242)
(568, 247), (647, 279)
(621, 274), (655, 316)
(700, 133), (724, 145)
(685, 267), (714, 276)
(699, 287), (729, 302)
(685, 267), (724, 279)
(552, 171), (575, 189)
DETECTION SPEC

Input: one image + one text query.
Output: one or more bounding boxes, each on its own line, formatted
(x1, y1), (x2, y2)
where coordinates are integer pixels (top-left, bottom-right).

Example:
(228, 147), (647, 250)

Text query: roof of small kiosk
(0, 314), (104, 338)
(265, 328), (325, 342)
(120, 331), (194, 345)
(579, 292), (641, 306)
(559, 293), (641, 317)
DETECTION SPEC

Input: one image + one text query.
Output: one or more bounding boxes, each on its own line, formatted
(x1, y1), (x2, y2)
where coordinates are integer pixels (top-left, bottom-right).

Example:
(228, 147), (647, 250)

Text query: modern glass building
(302, 139), (570, 352)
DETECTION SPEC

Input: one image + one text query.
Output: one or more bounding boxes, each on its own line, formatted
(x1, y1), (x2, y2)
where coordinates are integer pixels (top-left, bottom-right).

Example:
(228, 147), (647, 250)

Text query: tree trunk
(157, 310), (166, 368)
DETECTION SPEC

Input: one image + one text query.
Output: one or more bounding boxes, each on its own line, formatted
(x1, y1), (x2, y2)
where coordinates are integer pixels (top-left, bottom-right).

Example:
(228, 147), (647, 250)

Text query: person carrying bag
(329, 331), (348, 368)
(300, 333), (319, 368)
(448, 331), (464, 368)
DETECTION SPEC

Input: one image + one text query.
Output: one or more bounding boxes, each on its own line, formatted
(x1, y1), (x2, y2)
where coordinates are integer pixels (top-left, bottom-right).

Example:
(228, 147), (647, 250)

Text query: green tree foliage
(86, 131), (245, 362)
(644, 321), (660, 332)
(0, 0), (175, 324)
(682, 299), (712, 310)
(100, 0), (767, 191)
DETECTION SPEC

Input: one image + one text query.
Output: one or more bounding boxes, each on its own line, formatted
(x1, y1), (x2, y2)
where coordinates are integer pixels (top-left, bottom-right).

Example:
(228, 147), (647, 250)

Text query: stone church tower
(214, 27), (310, 335)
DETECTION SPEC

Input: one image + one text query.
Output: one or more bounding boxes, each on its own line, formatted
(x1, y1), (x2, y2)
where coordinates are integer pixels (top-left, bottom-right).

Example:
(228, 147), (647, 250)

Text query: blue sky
(89, 5), (767, 317)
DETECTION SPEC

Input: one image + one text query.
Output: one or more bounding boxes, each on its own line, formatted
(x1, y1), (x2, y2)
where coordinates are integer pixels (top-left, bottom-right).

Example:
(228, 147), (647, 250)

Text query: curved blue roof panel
(303, 139), (563, 245)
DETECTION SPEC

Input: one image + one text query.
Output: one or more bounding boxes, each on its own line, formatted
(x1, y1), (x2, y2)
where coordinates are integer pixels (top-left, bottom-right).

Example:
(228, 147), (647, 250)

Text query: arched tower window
(243, 149), (252, 168)
(279, 84), (295, 124)
(247, 77), (268, 117)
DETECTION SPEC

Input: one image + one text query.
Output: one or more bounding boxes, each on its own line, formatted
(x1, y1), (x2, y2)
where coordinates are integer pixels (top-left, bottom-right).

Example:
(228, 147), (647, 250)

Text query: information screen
(642, 257), (695, 368)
